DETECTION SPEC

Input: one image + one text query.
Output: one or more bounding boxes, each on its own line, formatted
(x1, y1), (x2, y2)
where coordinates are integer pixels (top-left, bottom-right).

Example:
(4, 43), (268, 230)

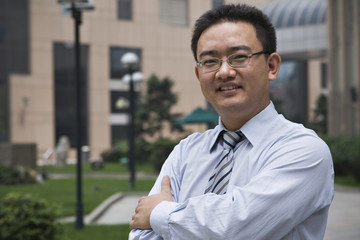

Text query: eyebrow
(198, 45), (252, 59)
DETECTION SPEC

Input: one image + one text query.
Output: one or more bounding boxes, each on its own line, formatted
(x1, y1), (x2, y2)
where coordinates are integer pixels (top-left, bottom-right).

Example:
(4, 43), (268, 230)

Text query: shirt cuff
(150, 201), (179, 239)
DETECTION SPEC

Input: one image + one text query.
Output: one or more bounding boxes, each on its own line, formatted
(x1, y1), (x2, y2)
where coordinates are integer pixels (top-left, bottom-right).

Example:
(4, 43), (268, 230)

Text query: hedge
(0, 193), (63, 240)
(322, 136), (360, 182)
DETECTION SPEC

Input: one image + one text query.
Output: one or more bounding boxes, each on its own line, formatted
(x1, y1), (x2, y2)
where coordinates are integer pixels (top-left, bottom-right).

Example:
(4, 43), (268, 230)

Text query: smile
(219, 86), (240, 91)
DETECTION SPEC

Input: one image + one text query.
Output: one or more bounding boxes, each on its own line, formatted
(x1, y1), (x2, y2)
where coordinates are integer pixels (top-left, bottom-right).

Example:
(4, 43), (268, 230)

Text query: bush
(100, 148), (121, 163)
(322, 136), (360, 182)
(100, 140), (128, 163)
(146, 138), (179, 173)
(0, 164), (37, 185)
(0, 193), (63, 240)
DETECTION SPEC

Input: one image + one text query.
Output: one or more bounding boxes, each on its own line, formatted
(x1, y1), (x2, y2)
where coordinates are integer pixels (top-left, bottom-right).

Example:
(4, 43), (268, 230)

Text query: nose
(216, 59), (236, 80)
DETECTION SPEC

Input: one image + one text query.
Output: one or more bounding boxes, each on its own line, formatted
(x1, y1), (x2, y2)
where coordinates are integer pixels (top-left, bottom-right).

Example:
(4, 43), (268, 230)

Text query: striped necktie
(204, 131), (244, 195)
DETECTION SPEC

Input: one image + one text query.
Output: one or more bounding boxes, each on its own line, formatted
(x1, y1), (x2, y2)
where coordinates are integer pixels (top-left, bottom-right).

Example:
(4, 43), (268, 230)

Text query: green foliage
(0, 193), (63, 240)
(308, 94), (328, 135)
(322, 135), (360, 182)
(270, 92), (284, 115)
(0, 164), (37, 185)
(0, 178), (156, 218)
(100, 148), (121, 163)
(100, 140), (128, 163)
(136, 74), (183, 139)
(135, 137), (151, 164)
(62, 223), (130, 240)
(146, 138), (179, 172)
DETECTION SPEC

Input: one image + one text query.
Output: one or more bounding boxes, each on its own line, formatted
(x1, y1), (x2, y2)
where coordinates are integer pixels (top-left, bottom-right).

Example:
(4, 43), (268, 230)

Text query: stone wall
(0, 143), (37, 169)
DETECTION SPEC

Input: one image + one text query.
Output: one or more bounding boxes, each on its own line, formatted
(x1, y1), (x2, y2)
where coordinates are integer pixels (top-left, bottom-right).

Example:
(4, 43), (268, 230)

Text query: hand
(130, 175), (173, 230)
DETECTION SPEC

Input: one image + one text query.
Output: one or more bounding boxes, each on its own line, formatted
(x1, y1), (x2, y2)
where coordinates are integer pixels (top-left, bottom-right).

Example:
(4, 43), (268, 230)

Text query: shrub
(322, 136), (360, 182)
(146, 138), (179, 173)
(0, 164), (37, 185)
(100, 148), (121, 163)
(0, 193), (63, 240)
(100, 140), (128, 163)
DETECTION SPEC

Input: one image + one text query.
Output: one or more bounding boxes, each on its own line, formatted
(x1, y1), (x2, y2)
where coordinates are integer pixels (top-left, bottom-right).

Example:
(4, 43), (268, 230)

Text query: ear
(195, 66), (200, 81)
(267, 52), (281, 82)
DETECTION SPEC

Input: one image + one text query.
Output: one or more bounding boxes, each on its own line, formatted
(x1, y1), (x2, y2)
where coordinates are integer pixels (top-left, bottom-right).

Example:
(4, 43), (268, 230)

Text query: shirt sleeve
(129, 143), (184, 240)
(149, 135), (334, 239)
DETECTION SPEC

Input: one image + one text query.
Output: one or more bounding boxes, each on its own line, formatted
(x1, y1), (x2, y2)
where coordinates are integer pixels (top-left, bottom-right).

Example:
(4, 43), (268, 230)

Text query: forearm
(129, 229), (162, 240)
(150, 158), (333, 240)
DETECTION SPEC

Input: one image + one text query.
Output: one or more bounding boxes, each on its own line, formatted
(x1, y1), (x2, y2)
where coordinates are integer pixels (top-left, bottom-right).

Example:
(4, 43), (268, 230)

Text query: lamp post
(121, 53), (143, 189)
(57, 0), (94, 230)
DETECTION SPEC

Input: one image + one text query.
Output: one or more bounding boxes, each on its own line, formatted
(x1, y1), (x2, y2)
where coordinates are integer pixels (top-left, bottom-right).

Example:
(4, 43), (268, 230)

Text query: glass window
(110, 47), (141, 79)
(0, 78), (9, 141)
(321, 63), (327, 89)
(212, 0), (224, 9)
(53, 42), (89, 148)
(159, 0), (188, 26)
(118, 0), (132, 20)
(109, 47), (141, 145)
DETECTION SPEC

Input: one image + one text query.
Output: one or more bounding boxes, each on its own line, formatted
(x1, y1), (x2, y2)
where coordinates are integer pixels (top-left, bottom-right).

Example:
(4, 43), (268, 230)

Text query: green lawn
(62, 223), (130, 240)
(0, 178), (155, 217)
(334, 175), (360, 188)
(44, 162), (155, 174)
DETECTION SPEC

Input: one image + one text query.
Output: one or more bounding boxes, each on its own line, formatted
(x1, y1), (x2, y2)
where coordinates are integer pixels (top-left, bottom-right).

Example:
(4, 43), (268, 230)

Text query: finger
(130, 220), (135, 230)
(138, 196), (146, 203)
(161, 175), (171, 194)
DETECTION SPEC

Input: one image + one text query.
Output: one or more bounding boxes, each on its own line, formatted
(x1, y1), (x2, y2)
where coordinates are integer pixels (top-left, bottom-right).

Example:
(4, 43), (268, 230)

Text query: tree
(136, 74), (183, 139)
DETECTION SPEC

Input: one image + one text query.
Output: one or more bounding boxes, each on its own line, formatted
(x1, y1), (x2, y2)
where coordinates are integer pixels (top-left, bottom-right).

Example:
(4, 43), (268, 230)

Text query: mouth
(218, 85), (241, 92)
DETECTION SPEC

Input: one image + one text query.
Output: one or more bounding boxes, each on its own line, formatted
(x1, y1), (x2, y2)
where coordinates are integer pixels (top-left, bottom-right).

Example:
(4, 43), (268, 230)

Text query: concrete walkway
(324, 186), (360, 240)
(80, 186), (360, 239)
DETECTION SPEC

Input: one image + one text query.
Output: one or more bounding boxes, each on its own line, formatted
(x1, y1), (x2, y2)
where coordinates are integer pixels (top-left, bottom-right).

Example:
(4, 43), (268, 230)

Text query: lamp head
(121, 52), (139, 67)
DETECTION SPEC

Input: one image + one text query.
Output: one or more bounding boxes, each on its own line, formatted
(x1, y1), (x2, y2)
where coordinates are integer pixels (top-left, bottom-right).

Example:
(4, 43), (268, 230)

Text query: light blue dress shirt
(129, 102), (334, 240)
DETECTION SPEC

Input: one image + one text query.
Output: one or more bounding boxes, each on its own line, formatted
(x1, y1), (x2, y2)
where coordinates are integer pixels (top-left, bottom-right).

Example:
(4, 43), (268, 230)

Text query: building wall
(328, 0), (360, 135)
(7, 0), (275, 161)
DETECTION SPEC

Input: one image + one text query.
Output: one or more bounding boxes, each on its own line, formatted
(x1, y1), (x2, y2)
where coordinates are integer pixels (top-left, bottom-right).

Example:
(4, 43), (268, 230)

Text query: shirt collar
(210, 102), (278, 151)
(209, 121), (225, 152)
(241, 102), (278, 147)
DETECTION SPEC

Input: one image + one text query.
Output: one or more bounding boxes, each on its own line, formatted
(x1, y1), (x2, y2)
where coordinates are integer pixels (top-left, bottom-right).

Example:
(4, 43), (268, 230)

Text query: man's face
(195, 21), (278, 129)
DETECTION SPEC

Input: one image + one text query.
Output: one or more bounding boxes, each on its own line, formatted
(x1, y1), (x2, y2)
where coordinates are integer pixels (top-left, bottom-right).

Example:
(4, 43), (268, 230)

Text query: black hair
(191, 4), (277, 61)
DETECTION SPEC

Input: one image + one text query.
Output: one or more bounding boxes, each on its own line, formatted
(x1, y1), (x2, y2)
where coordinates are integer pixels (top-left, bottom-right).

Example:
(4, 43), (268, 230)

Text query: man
(129, 4), (334, 240)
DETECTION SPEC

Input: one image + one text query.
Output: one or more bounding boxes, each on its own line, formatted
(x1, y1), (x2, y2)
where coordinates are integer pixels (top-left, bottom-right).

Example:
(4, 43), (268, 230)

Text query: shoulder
(178, 127), (220, 149)
(268, 119), (332, 166)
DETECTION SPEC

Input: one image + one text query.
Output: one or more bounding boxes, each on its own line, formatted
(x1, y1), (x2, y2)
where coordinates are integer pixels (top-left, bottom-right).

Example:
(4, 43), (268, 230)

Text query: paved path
(77, 186), (360, 239)
(324, 187), (360, 240)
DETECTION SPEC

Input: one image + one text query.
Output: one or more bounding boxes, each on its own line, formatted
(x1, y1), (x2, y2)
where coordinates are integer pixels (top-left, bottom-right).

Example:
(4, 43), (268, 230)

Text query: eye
(230, 54), (248, 64)
(201, 58), (218, 67)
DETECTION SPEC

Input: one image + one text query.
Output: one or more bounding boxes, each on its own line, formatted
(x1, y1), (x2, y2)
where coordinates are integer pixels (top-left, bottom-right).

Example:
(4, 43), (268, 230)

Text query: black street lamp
(121, 53), (143, 189)
(57, 0), (94, 230)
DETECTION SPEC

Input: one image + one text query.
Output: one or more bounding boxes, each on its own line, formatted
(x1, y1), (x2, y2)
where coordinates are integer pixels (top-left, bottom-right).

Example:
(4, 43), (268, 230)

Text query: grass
(45, 162), (155, 174)
(62, 223), (130, 240)
(334, 175), (360, 188)
(0, 178), (156, 217)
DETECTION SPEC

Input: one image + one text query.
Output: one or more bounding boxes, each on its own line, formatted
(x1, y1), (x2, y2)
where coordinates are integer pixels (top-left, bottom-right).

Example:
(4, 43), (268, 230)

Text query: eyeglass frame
(196, 50), (270, 73)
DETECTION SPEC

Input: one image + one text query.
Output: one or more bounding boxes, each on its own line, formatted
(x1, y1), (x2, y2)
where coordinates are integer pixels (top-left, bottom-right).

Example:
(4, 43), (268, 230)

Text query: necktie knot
(222, 131), (244, 150)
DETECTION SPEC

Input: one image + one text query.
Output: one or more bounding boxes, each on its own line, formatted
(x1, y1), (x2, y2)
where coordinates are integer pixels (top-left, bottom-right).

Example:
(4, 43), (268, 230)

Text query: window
(212, 0), (224, 8)
(0, 78), (9, 141)
(118, 0), (132, 20)
(109, 47), (141, 145)
(110, 47), (141, 79)
(321, 63), (327, 89)
(159, 0), (188, 26)
(54, 43), (89, 147)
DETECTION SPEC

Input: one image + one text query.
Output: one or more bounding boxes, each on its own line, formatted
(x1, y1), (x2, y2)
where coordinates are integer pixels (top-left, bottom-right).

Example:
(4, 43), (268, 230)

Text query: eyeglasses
(196, 50), (269, 73)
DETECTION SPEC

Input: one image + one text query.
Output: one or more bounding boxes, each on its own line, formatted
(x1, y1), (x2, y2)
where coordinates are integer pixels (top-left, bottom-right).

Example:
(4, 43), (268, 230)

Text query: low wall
(0, 143), (37, 169)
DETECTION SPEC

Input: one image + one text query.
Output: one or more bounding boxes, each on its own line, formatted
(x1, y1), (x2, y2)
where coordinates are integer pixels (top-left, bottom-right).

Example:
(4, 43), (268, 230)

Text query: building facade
(327, 0), (360, 135)
(2, 0), (355, 162)
(0, 0), (275, 160)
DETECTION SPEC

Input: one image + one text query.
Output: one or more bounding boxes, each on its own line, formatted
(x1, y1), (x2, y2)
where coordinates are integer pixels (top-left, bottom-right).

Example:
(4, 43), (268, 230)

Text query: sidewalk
(324, 186), (360, 240)
(76, 186), (360, 239)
